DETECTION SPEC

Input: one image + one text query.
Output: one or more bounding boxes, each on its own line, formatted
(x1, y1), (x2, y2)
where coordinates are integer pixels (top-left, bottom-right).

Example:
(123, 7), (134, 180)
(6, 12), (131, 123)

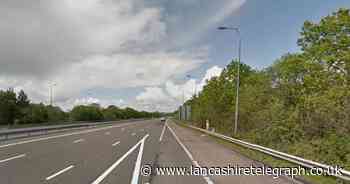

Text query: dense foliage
(0, 88), (68, 125)
(186, 9), (350, 170)
(0, 90), (162, 126)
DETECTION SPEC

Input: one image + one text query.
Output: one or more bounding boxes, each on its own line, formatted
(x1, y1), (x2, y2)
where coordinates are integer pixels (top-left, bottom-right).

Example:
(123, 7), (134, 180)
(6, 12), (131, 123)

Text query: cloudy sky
(0, 0), (349, 112)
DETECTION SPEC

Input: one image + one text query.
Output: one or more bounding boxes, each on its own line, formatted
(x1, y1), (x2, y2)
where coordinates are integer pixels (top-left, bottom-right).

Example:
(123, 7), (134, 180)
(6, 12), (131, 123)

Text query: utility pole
(49, 82), (57, 106)
(186, 74), (196, 97)
(218, 26), (241, 136)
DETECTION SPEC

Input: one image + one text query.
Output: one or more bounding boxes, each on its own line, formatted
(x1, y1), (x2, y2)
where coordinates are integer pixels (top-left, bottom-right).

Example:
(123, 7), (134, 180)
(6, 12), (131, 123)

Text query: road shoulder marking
(46, 165), (74, 181)
(131, 134), (146, 184)
(166, 123), (214, 184)
(0, 154), (26, 164)
(91, 134), (149, 184)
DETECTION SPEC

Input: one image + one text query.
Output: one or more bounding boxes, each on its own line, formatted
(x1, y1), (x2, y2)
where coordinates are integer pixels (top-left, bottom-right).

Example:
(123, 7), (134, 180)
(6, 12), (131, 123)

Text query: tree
(46, 106), (67, 122)
(16, 90), (30, 108)
(103, 105), (123, 120)
(0, 89), (18, 125)
(70, 105), (103, 121)
(20, 103), (49, 124)
(16, 90), (30, 123)
(298, 8), (350, 85)
(185, 8), (350, 172)
(124, 107), (140, 119)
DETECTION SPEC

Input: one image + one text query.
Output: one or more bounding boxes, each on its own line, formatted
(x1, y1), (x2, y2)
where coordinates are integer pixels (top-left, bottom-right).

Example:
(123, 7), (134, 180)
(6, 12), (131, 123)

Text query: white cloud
(73, 97), (100, 106)
(0, 0), (243, 111)
(135, 65), (223, 112)
(197, 65), (223, 92)
(136, 87), (168, 103)
(59, 97), (125, 111)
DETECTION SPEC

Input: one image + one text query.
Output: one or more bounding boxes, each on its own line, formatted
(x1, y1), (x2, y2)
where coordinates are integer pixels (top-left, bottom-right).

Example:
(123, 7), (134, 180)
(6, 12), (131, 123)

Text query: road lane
(0, 120), (145, 149)
(0, 120), (151, 184)
(149, 122), (206, 184)
(0, 119), (208, 184)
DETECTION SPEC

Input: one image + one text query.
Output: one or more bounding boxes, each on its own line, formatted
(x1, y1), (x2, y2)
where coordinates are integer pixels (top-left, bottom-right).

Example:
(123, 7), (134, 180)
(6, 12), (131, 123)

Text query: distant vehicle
(160, 117), (166, 122)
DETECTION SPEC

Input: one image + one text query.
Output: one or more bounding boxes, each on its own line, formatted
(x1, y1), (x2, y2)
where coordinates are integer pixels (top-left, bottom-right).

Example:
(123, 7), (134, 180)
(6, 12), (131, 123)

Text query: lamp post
(49, 82), (57, 106)
(218, 26), (241, 136)
(186, 74), (197, 97)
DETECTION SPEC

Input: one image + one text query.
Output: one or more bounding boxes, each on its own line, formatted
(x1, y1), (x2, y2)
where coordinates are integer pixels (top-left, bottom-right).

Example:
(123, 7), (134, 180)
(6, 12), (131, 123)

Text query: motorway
(0, 119), (206, 184)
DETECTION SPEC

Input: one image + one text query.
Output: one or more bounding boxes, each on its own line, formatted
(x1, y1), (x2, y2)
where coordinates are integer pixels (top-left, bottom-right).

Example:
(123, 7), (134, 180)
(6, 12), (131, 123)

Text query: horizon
(0, 0), (349, 112)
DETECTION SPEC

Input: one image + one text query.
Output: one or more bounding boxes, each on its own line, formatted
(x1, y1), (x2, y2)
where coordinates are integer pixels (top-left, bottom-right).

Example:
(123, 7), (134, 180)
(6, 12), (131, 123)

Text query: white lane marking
(105, 132), (111, 135)
(91, 134), (149, 184)
(131, 133), (136, 136)
(73, 139), (84, 143)
(159, 120), (167, 142)
(0, 122), (143, 149)
(0, 154), (26, 164)
(167, 124), (214, 184)
(112, 141), (120, 147)
(131, 133), (146, 184)
(121, 128), (125, 131)
(45, 165), (74, 181)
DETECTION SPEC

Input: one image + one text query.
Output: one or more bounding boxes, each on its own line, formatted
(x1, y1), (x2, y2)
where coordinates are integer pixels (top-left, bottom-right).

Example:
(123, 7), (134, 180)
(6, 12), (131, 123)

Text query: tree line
(0, 88), (163, 126)
(184, 9), (350, 170)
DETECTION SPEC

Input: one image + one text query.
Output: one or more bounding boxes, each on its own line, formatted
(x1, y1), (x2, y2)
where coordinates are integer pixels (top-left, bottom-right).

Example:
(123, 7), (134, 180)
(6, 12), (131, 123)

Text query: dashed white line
(0, 154), (26, 164)
(112, 141), (120, 147)
(91, 134), (149, 184)
(105, 132), (111, 135)
(45, 165), (74, 181)
(73, 139), (84, 143)
(167, 124), (214, 184)
(0, 122), (143, 149)
(159, 120), (167, 142)
(131, 133), (136, 136)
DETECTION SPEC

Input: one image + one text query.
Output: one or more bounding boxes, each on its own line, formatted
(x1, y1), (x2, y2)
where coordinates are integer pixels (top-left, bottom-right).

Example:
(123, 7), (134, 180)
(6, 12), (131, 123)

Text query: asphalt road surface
(0, 119), (207, 184)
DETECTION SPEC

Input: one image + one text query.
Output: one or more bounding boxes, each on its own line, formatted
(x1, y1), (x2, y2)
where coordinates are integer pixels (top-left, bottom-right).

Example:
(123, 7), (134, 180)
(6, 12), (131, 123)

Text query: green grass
(172, 119), (349, 184)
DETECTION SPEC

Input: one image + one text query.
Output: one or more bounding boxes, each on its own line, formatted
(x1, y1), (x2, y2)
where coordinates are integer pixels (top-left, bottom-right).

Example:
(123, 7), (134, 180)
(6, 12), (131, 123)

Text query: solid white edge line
(45, 165), (75, 181)
(112, 141), (120, 147)
(91, 134), (149, 184)
(0, 154), (26, 164)
(131, 134), (146, 184)
(166, 123), (214, 184)
(0, 121), (143, 149)
(159, 120), (167, 142)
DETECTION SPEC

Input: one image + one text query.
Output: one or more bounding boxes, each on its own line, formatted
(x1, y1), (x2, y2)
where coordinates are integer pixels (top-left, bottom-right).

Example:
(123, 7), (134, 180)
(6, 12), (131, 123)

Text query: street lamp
(49, 82), (57, 106)
(186, 75), (197, 97)
(218, 26), (241, 136)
